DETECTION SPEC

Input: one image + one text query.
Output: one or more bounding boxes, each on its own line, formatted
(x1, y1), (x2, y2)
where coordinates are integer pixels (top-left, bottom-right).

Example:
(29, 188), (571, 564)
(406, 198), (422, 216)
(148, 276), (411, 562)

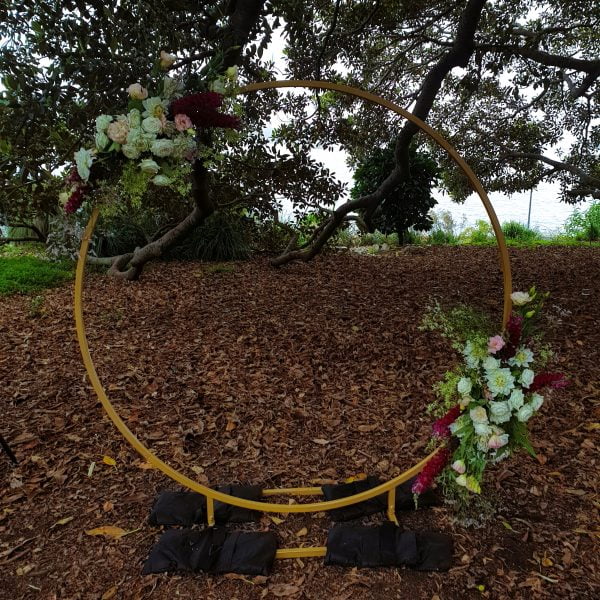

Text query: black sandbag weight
(324, 523), (453, 571)
(148, 485), (263, 527)
(142, 528), (278, 576)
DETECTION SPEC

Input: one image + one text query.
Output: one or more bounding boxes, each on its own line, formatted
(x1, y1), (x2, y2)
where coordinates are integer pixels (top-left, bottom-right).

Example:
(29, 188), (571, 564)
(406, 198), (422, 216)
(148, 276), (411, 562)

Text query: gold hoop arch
(74, 81), (512, 539)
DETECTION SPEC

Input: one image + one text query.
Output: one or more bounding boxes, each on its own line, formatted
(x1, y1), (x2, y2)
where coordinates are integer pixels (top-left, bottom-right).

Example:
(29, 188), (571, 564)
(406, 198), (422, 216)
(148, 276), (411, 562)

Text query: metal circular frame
(74, 80), (512, 517)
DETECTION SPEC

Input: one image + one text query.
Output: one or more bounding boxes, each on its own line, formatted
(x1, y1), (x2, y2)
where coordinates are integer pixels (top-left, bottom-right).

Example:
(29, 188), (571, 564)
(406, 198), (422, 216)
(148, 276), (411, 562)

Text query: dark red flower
(170, 92), (241, 129)
(529, 372), (569, 392)
(432, 404), (461, 438)
(498, 314), (523, 359)
(64, 186), (87, 214)
(411, 446), (451, 495)
(66, 167), (82, 185)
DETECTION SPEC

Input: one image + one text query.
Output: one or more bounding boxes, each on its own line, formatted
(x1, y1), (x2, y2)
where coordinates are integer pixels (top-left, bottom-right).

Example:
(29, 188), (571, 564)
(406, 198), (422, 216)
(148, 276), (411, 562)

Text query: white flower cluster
(79, 76), (195, 188)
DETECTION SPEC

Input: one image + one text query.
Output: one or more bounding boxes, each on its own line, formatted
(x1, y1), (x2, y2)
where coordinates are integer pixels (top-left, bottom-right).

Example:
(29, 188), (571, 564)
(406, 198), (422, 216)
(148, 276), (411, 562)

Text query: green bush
(428, 228), (457, 245)
(168, 211), (250, 261)
(564, 202), (600, 241)
(0, 256), (73, 295)
(501, 221), (541, 242)
(459, 220), (493, 244)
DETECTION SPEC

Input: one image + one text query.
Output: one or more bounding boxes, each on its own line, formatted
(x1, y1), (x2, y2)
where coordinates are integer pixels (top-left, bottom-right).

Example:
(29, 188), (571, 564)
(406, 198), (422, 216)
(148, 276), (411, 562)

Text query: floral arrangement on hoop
(60, 52), (241, 214)
(413, 288), (568, 503)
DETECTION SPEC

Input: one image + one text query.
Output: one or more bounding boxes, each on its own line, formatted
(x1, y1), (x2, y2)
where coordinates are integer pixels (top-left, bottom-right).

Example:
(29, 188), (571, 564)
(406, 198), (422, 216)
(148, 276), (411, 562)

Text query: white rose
(121, 143), (140, 160)
(517, 403), (534, 422)
(152, 174), (172, 186)
(530, 393), (544, 412)
(127, 83), (148, 100)
(142, 117), (163, 134)
(139, 159), (160, 175)
(511, 291), (533, 306)
(457, 377), (472, 396)
(159, 50), (176, 69)
(470, 406), (488, 424)
(151, 138), (175, 157)
(489, 400), (511, 424)
(520, 369), (535, 388)
(508, 389), (524, 411)
(74, 148), (94, 181)
(95, 131), (109, 150)
(95, 114), (113, 133)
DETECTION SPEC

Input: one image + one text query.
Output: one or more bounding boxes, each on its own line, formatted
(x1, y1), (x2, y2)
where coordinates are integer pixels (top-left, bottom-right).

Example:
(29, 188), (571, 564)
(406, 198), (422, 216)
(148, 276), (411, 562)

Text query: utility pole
(527, 187), (533, 229)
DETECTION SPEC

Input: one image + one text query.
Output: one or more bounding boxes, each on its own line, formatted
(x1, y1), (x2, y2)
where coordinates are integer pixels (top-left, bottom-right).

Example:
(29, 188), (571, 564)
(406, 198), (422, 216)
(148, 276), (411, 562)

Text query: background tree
(351, 144), (439, 243)
(1, 0), (599, 273)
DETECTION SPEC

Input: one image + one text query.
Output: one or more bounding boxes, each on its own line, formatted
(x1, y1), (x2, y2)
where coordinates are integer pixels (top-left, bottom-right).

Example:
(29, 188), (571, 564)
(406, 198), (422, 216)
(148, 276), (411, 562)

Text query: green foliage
(459, 220), (494, 245)
(420, 300), (494, 349)
(564, 202), (600, 241)
(429, 371), (461, 416)
(248, 219), (297, 254)
(352, 145), (439, 243)
(118, 162), (153, 209)
(168, 211), (249, 261)
(0, 256), (73, 295)
(501, 221), (541, 242)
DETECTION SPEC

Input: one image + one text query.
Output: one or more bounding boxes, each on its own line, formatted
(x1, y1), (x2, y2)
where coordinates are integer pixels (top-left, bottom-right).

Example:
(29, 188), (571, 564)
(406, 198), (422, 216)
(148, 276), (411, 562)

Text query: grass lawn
(0, 255), (74, 295)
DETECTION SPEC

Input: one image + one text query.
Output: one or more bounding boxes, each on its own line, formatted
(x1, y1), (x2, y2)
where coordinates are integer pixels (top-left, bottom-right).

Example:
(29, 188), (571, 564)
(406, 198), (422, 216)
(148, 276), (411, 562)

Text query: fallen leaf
(103, 501), (114, 512)
(87, 461), (96, 477)
(542, 556), (553, 567)
(312, 438), (330, 445)
(137, 461), (155, 470)
(16, 564), (34, 576)
(344, 473), (367, 483)
(50, 516), (74, 529)
(85, 525), (139, 539)
(101, 586), (118, 600)
(295, 527), (308, 537)
(269, 583), (300, 597)
(102, 455), (116, 466)
(270, 516), (285, 525)
(225, 418), (237, 432)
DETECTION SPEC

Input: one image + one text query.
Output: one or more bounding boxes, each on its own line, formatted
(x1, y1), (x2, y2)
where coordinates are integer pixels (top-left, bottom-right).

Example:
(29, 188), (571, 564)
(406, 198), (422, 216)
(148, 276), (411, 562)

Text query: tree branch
(273, 0), (488, 266)
(503, 152), (600, 186)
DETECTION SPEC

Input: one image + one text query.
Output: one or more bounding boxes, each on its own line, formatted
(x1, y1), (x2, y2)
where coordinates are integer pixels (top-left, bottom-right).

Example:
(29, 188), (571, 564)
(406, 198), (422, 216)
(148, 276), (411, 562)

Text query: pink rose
(106, 119), (129, 144)
(488, 335), (505, 354)
(174, 113), (193, 132)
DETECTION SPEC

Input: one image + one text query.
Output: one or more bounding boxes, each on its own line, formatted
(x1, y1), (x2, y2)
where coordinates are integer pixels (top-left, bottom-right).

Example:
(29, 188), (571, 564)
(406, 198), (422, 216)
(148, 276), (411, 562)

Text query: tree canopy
(1, 0), (598, 270)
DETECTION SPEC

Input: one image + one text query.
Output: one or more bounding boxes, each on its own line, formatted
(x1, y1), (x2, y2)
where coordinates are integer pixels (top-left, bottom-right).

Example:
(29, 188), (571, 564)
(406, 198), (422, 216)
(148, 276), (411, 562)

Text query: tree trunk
(107, 161), (214, 280)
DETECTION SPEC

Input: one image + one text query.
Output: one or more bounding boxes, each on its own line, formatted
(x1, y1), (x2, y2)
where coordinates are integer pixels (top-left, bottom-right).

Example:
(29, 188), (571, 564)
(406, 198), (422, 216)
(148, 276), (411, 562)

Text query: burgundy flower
(64, 186), (87, 214)
(66, 167), (82, 185)
(411, 446), (451, 495)
(432, 404), (461, 438)
(498, 314), (523, 360)
(529, 372), (569, 392)
(170, 92), (241, 129)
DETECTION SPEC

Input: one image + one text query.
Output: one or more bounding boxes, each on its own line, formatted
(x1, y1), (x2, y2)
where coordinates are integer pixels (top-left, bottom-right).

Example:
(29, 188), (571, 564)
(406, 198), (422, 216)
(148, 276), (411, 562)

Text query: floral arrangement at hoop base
(413, 288), (568, 509)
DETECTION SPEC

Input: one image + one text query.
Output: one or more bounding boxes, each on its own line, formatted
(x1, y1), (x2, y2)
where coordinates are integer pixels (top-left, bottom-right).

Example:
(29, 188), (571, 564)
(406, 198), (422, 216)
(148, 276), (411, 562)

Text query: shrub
(501, 221), (540, 242)
(459, 220), (493, 244)
(564, 202), (600, 241)
(168, 211), (250, 261)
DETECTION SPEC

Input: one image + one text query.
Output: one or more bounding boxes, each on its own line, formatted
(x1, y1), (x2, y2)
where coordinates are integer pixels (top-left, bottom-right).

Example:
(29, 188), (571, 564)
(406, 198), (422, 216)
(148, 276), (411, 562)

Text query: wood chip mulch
(1, 246), (598, 600)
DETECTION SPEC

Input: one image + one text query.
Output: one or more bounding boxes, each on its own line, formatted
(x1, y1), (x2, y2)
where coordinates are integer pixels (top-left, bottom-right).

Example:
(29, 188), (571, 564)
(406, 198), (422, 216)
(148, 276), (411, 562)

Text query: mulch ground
(1, 247), (598, 600)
